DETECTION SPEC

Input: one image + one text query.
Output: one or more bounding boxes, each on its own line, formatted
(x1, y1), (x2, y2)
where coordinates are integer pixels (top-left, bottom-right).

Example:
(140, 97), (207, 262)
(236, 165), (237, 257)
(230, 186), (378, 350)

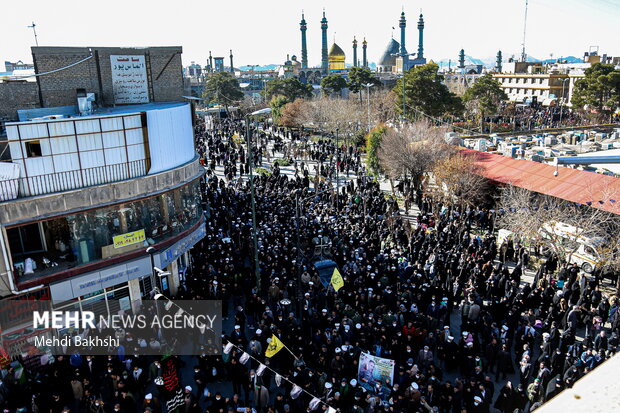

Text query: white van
(540, 222), (603, 273)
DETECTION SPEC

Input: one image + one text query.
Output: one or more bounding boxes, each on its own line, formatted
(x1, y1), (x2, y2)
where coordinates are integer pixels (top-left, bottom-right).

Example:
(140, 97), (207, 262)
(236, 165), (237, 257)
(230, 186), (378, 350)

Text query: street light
(246, 107), (272, 293)
(559, 77), (570, 126)
(362, 83), (374, 131)
(146, 247), (159, 295)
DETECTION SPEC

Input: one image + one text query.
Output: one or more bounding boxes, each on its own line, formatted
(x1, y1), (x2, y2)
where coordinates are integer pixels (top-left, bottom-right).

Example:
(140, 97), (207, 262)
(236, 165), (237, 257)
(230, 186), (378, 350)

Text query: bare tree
(238, 95), (268, 117)
(427, 152), (492, 209)
(497, 186), (620, 280)
(301, 97), (366, 138)
(368, 89), (398, 125)
(377, 120), (452, 191)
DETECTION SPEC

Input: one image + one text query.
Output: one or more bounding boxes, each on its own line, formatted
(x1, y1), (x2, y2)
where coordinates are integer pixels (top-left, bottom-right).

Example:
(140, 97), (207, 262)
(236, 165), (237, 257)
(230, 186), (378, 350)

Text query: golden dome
(328, 43), (346, 58)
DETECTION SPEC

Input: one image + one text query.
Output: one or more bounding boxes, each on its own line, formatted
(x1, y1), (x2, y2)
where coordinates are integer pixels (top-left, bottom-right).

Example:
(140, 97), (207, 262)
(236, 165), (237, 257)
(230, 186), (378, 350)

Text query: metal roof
(463, 149), (620, 215)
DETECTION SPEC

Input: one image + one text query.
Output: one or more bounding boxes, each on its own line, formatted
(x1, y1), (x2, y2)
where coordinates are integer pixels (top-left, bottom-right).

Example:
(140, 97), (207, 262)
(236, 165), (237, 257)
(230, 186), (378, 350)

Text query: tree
(202, 72), (244, 112)
(270, 95), (289, 124)
(497, 186), (620, 280)
(393, 63), (463, 119)
(365, 124), (387, 177)
(378, 120), (451, 191)
(572, 63), (620, 119)
(300, 97), (365, 138)
(320, 74), (348, 96)
(264, 78), (313, 102)
(348, 67), (381, 94)
(427, 151), (492, 209)
(462, 74), (507, 130)
(279, 98), (306, 127)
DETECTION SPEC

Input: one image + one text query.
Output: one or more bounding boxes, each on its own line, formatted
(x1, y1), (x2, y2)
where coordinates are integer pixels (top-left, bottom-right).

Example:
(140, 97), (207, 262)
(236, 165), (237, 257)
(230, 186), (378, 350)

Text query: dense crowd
(1, 116), (619, 413)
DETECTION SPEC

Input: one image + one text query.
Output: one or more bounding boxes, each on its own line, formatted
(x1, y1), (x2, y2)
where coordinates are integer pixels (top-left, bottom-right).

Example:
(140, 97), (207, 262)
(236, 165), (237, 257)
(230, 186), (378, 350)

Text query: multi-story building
(493, 62), (569, 105)
(0, 45), (205, 353)
(0, 102), (204, 310)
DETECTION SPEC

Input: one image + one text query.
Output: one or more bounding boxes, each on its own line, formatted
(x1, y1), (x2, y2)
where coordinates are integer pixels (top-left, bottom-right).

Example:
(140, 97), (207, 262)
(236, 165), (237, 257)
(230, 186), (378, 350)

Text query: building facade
(0, 46), (184, 121)
(0, 102), (205, 340)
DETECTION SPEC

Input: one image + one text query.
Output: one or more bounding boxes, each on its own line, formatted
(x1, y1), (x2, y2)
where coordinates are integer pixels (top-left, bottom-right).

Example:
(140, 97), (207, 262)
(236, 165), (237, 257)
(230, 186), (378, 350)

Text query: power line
(5, 54), (93, 80)
(153, 294), (340, 412)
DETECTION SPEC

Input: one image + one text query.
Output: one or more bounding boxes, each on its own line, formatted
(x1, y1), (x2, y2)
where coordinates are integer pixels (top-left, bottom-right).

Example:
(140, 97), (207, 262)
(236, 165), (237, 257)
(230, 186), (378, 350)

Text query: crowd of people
(1, 116), (619, 413)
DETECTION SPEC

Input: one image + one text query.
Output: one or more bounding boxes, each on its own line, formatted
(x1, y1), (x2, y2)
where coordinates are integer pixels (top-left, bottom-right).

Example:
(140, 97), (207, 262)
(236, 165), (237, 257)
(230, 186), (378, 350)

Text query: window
(25, 140), (42, 157)
(7, 223), (44, 256)
(8, 179), (202, 283)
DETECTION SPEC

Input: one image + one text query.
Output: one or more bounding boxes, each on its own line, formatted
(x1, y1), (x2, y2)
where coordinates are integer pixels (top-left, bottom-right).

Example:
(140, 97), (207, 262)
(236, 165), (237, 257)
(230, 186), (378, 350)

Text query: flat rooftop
(11, 101), (188, 124)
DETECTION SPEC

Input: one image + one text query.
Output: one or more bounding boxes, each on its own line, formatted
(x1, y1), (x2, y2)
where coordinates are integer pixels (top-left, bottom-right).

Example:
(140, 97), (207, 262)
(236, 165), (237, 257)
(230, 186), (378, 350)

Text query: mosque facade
(283, 10), (428, 84)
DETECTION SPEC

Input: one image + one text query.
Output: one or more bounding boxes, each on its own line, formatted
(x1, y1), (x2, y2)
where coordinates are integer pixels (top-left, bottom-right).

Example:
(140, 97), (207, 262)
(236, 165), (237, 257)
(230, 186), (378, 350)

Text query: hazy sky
(1, 0), (619, 69)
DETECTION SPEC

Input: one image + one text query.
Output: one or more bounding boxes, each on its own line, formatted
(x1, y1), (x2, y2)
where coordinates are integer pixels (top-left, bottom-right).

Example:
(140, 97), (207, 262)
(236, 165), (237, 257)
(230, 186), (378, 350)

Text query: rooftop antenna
(27, 21), (39, 46)
(521, 0), (528, 62)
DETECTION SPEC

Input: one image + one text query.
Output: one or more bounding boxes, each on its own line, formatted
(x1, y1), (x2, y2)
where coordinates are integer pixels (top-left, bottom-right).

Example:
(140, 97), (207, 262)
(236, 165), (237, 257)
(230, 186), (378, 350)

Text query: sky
(1, 0), (619, 69)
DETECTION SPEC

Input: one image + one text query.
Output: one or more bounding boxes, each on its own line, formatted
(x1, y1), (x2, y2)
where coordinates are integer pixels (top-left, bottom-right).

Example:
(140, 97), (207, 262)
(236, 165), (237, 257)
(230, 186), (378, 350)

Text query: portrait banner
(357, 352), (395, 392)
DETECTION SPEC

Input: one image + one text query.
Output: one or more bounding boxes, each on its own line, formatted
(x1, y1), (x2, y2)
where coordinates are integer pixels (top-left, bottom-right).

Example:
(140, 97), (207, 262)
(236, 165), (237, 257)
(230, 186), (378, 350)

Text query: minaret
(300, 12), (308, 69)
(209, 51), (213, 72)
(321, 10), (329, 74)
(352, 37), (358, 67)
(458, 49), (465, 69)
(399, 11), (407, 55)
(417, 13), (425, 59)
(362, 38), (368, 68)
(496, 50), (503, 72)
(229, 50), (234, 73)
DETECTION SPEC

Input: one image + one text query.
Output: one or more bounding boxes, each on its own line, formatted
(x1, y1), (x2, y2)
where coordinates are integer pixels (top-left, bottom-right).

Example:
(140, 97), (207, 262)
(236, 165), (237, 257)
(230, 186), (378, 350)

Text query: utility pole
(27, 22), (38, 46)
(246, 118), (261, 293)
(521, 0), (529, 62)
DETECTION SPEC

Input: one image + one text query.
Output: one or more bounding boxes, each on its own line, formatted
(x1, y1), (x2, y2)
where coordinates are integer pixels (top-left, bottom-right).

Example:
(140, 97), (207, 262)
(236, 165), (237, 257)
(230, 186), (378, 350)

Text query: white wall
(146, 103), (195, 174)
(5, 113), (147, 194)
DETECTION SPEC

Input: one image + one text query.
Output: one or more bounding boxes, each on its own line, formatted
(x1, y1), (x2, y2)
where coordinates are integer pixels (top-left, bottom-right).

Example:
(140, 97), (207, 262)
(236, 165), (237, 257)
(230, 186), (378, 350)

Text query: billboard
(357, 352), (395, 392)
(110, 55), (149, 104)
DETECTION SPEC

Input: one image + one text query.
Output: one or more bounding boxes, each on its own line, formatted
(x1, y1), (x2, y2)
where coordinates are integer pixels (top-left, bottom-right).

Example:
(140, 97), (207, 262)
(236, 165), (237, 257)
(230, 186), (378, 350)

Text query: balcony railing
(0, 159), (147, 201)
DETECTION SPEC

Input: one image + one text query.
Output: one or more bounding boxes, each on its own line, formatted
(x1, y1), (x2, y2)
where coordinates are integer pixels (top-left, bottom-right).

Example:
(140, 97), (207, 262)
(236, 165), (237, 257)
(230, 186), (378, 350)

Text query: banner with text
(110, 55), (149, 104)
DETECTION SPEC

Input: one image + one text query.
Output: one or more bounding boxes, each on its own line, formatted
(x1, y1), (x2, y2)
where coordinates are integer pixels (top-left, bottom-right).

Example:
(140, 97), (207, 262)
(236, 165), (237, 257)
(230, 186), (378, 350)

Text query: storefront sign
(113, 229), (146, 249)
(160, 223), (206, 268)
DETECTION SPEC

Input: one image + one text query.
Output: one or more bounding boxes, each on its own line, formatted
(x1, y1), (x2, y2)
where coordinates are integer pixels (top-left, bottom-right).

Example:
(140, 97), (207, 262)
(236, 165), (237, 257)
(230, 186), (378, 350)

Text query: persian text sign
(113, 229), (145, 248)
(110, 55), (149, 104)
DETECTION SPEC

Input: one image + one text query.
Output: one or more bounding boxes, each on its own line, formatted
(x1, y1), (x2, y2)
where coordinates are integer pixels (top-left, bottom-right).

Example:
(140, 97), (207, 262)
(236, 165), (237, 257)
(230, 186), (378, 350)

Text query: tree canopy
(462, 74), (507, 120)
(320, 74), (348, 96)
(571, 63), (620, 118)
(348, 67), (381, 94)
(393, 63), (463, 119)
(365, 124), (387, 177)
(202, 72), (244, 107)
(264, 78), (313, 102)
(269, 95), (289, 124)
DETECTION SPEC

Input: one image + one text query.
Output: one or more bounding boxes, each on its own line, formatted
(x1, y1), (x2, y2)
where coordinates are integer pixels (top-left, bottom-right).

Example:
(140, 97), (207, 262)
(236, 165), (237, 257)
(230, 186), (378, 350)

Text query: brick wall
(0, 81), (40, 120)
(32, 46), (184, 107)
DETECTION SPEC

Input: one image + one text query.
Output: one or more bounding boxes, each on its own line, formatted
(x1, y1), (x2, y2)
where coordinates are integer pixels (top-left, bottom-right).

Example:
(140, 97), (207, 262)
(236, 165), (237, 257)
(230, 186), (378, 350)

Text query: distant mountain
(435, 55), (491, 69)
(540, 56), (584, 64)
(435, 54), (583, 70)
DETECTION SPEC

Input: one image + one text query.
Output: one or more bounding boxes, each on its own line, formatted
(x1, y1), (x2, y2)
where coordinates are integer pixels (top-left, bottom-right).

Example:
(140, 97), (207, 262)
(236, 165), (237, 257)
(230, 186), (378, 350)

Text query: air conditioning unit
(77, 93), (96, 115)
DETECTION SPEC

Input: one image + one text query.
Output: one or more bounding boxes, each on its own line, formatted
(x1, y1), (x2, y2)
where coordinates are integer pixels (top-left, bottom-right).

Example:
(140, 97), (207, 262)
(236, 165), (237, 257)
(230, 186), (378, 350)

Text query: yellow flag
(330, 267), (344, 292)
(265, 334), (285, 358)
